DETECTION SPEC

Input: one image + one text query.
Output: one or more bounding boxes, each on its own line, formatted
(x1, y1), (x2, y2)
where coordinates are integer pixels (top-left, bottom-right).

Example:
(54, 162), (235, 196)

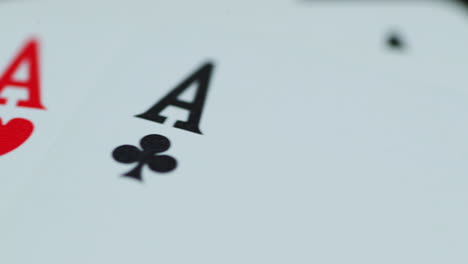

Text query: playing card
(2, 0), (468, 263)
(0, 0), (170, 232)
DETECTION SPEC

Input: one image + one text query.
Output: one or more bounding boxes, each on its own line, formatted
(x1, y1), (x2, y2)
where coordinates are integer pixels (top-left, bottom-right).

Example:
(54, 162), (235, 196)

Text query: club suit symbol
(112, 134), (177, 181)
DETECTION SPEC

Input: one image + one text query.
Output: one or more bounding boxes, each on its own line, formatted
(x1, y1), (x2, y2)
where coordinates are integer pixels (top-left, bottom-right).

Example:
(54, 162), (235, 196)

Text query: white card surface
(2, 0), (468, 263)
(0, 1), (150, 214)
(0, 0), (180, 245)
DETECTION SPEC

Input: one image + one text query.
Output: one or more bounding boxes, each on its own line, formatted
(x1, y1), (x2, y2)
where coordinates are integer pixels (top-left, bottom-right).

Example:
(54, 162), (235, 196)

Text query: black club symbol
(112, 134), (177, 181)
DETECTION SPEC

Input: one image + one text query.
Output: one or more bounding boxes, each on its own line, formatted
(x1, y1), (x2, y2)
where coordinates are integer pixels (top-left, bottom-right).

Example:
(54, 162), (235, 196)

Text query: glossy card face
(0, 2), (141, 216)
(1, 0), (468, 263)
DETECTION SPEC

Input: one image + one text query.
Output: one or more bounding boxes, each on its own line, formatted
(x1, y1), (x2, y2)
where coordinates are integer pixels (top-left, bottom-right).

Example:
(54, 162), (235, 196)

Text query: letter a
(136, 62), (214, 135)
(0, 38), (45, 110)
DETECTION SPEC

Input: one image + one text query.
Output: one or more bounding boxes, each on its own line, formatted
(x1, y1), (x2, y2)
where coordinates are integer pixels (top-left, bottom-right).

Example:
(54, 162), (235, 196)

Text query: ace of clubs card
(2, 1), (468, 264)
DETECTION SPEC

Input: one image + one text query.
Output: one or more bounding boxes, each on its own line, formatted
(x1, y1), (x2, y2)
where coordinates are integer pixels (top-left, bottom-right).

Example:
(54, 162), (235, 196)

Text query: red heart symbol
(0, 118), (34, 156)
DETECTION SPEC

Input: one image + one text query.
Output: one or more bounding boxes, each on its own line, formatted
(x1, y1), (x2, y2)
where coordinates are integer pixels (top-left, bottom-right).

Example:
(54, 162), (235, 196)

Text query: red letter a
(0, 38), (45, 110)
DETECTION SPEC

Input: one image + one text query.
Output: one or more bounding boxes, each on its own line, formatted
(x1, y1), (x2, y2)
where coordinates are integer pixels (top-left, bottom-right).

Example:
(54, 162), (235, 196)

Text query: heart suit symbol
(0, 118), (34, 156)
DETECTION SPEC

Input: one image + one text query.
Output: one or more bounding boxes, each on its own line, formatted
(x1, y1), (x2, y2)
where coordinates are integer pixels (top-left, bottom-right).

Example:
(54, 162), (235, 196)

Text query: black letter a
(136, 62), (214, 134)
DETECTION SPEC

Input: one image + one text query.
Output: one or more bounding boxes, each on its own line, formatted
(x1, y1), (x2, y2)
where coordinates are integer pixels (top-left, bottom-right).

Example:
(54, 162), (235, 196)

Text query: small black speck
(386, 32), (405, 51)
